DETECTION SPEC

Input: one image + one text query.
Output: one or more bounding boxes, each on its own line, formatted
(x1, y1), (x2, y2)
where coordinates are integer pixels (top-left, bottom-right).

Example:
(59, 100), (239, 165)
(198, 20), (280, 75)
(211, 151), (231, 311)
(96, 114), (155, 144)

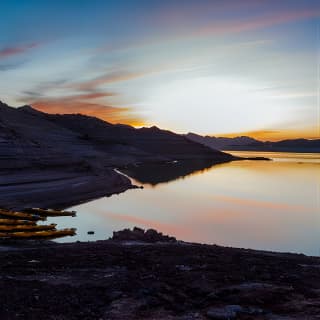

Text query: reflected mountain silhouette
(120, 159), (231, 185)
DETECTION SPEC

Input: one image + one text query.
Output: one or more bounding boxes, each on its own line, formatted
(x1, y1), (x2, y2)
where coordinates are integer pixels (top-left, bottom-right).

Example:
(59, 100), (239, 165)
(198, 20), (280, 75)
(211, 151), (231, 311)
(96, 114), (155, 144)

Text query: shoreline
(0, 167), (134, 211)
(0, 152), (271, 212)
(0, 158), (238, 211)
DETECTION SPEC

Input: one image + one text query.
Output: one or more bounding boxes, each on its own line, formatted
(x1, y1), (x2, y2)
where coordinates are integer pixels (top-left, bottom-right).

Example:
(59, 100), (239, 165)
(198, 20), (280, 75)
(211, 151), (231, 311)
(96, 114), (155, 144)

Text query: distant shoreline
(223, 148), (320, 154)
(185, 132), (320, 153)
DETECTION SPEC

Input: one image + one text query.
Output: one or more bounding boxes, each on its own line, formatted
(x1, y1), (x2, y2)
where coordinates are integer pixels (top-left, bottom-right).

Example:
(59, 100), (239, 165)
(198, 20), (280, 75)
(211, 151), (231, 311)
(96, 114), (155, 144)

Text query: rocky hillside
(0, 101), (234, 171)
(42, 113), (232, 162)
(0, 102), (91, 170)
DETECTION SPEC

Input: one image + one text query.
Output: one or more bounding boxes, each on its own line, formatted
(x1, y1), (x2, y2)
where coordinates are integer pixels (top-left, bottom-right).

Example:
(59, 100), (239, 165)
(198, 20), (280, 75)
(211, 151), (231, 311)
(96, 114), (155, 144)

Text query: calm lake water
(52, 151), (320, 256)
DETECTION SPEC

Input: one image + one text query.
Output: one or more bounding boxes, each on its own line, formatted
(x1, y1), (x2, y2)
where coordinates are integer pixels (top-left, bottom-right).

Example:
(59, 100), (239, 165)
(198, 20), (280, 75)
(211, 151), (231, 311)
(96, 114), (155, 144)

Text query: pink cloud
(0, 43), (40, 58)
(196, 9), (320, 37)
(97, 7), (319, 55)
(71, 71), (151, 91)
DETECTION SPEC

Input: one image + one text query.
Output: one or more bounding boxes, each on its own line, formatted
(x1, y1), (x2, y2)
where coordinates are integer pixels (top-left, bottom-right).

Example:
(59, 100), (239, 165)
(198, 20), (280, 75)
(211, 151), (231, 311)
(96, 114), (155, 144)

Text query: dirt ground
(0, 230), (320, 320)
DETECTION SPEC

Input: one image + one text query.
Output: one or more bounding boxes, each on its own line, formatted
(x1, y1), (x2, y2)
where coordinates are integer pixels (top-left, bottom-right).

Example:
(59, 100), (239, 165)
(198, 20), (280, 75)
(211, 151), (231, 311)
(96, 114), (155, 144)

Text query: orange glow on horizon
(212, 128), (320, 141)
(30, 100), (319, 139)
(32, 100), (146, 127)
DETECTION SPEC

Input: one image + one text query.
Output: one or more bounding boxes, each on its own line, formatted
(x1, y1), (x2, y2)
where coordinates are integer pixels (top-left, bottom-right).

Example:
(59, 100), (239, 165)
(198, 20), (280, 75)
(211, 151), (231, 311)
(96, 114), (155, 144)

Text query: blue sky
(0, 0), (319, 139)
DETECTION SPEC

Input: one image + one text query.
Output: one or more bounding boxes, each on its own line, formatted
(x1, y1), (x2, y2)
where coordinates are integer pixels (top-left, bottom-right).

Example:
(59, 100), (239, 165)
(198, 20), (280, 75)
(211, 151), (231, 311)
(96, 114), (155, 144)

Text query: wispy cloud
(0, 62), (24, 71)
(19, 71), (146, 126)
(71, 71), (148, 91)
(0, 43), (40, 59)
(195, 9), (320, 37)
(95, 7), (319, 59)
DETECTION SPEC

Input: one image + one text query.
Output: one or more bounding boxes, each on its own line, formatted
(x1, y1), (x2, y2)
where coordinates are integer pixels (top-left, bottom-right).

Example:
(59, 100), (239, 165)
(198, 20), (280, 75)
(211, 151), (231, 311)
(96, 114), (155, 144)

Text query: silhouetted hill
(0, 100), (237, 209)
(34, 109), (233, 163)
(185, 133), (259, 150)
(185, 132), (320, 153)
(0, 101), (84, 170)
(0, 101), (234, 171)
(250, 139), (320, 152)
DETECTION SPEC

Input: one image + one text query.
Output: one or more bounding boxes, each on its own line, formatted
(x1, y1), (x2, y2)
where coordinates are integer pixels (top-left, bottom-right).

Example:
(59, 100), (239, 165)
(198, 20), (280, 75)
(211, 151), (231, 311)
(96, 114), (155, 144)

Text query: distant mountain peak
(18, 105), (45, 116)
(18, 105), (33, 110)
(147, 125), (161, 131)
(0, 100), (9, 107)
(185, 132), (320, 152)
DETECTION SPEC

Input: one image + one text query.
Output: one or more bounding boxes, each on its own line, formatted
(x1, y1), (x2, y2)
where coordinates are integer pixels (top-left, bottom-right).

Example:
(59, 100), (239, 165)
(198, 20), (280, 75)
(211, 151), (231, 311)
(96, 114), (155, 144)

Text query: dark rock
(107, 290), (123, 301)
(110, 227), (177, 242)
(0, 239), (319, 319)
(245, 156), (271, 161)
(206, 306), (238, 319)
(206, 305), (245, 319)
(133, 227), (144, 236)
(246, 306), (265, 315)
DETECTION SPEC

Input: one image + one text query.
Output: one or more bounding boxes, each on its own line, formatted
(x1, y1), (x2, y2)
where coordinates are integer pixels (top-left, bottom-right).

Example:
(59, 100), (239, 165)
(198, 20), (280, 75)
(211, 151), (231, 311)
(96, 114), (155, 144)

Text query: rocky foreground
(0, 228), (319, 320)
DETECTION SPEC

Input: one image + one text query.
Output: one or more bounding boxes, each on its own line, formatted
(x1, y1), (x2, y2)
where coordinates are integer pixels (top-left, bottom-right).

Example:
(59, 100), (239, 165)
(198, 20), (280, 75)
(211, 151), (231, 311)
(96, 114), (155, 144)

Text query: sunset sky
(0, 0), (319, 140)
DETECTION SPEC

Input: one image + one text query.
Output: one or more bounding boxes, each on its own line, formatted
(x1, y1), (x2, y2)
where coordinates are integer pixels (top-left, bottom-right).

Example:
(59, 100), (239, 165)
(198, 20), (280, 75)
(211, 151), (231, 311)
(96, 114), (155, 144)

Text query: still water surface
(52, 151), (320, 256)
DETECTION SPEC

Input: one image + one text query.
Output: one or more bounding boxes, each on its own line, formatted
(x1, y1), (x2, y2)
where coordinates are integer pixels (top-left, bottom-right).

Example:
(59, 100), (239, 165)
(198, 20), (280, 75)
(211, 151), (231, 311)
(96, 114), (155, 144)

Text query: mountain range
(0, 101), (233, 171)
(0, 101), (234, 209)
(185, 132), (320, 153)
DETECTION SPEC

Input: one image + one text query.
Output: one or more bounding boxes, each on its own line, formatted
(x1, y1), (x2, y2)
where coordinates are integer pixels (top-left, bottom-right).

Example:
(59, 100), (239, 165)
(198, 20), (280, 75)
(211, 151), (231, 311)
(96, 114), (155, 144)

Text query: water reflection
(120, 159), (230, 185)
(52, 152), (320, 256)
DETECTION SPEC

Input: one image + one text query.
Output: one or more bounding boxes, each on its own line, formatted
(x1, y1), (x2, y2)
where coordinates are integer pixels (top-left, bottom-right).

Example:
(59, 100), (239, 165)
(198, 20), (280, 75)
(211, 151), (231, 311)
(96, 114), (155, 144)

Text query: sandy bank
(0, 168), (133, 210)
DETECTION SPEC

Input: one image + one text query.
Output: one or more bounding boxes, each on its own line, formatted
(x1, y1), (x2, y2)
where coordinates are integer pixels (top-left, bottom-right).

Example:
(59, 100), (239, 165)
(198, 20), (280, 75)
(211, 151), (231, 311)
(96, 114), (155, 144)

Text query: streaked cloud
(71, 71), (148, 91)
(0, 62), (24, 71)
(0, 43), (40, 59)
(195, 9), (320, 37)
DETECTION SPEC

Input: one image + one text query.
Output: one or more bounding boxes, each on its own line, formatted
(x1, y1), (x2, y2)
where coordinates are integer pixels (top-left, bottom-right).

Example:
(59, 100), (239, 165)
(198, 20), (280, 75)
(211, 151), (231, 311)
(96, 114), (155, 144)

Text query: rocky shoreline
(0, 167), (134, 210)
(0, 228), (319, 320)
